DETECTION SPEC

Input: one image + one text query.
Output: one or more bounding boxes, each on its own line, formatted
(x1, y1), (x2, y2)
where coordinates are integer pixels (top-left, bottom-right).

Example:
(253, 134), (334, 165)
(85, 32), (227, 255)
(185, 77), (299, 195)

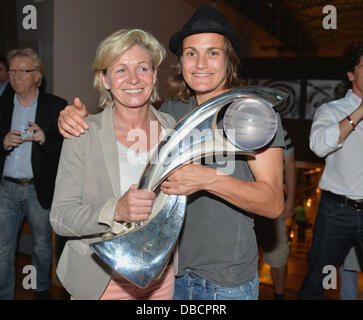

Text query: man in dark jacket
(0, 56), (14, 107)
(0, 48), (67, 300)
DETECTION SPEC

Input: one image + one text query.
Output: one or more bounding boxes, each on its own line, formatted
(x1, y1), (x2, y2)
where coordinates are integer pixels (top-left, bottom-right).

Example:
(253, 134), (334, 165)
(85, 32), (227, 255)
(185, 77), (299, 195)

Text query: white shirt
(309, 89), (363, 199)
(116, 127), (164, 195)
(117, 142), (153, 195)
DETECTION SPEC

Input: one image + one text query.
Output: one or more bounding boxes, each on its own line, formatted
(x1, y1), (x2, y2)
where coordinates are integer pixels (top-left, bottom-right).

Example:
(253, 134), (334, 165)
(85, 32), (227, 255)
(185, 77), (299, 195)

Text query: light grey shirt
(3, 91), (38, 179)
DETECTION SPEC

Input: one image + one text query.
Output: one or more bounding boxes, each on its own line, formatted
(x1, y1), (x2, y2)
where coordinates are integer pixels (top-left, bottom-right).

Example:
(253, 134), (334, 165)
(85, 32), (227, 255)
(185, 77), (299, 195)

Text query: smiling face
(8, 56), (41, 97)
(348, 56), (363, 99)
(181, 33), (228, 104)
(100, 44), (157, 110)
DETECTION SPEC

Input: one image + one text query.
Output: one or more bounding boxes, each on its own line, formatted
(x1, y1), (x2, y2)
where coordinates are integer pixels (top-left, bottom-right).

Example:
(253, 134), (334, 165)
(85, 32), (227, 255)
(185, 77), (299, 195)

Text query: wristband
(346, 115), (356, 130)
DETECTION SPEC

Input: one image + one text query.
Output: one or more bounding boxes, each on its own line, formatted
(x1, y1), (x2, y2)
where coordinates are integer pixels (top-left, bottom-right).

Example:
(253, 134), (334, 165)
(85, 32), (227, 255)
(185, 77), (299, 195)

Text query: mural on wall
(305, 80), (346, 119)
(248, 79), (300, 119)
(248, 78), (346, 119)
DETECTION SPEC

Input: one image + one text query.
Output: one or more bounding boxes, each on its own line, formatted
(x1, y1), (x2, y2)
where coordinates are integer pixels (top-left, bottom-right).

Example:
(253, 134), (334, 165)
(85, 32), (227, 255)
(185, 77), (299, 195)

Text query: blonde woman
(50, 29), (176, 300)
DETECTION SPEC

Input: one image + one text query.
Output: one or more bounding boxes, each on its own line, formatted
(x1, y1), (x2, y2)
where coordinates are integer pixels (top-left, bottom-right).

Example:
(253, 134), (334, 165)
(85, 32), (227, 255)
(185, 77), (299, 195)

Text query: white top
(309, 89), (363, 199)
(117, 141), (156, 195)
(116, 126), (165, 194)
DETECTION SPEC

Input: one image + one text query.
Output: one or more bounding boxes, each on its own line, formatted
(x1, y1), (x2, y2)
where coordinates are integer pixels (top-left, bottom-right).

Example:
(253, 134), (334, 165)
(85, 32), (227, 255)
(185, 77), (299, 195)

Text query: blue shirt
(0, 80), (9, 96)
(3, 91), (38, 179)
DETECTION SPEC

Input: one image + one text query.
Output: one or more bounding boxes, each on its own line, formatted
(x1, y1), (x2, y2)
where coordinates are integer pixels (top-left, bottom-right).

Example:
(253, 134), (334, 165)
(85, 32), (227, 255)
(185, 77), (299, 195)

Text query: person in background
(295, 203), (307, 242)
(0, 48), (67, 300)
(56, 6), (285, 300)
(256, 127), (296, 300)
(340, 246), (362, 300)
(0, 56), (14, 104)
(298, 43), (363, 300)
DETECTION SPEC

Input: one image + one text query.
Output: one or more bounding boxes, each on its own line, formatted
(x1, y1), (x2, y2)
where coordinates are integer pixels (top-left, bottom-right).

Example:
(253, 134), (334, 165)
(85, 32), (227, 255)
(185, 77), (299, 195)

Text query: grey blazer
(50, 105), (176, 300)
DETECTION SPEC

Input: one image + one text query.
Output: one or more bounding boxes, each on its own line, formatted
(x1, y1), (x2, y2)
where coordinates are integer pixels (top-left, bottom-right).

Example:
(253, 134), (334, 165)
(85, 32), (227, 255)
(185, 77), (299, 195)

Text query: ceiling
(226, 0), (363, 55)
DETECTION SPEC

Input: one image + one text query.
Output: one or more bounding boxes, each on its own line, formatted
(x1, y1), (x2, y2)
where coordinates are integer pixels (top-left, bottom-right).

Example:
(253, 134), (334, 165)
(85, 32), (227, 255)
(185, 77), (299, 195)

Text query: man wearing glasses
(0, 48), (67, 300)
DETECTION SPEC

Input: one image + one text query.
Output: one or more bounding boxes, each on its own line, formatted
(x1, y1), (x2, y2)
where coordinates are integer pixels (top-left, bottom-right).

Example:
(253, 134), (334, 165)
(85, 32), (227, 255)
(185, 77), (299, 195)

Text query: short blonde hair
(93, 29), (166, 109)
(7, 48), (44, 87)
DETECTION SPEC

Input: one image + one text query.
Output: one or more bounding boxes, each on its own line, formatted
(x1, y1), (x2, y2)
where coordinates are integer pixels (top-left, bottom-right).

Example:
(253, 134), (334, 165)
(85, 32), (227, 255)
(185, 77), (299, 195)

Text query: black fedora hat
(169, 6), (240, 55)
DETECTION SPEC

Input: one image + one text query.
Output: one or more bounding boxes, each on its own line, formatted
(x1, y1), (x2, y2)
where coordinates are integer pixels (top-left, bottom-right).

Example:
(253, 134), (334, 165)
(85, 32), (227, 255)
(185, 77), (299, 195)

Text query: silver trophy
(90, 86), (288, 288)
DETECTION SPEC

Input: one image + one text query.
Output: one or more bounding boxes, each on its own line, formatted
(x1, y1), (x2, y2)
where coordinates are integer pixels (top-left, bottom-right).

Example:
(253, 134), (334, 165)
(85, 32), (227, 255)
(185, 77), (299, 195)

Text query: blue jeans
(174, 269), (259, 300)
(339, 265), (359, 300)
(298, 192), (363, 300)
(0, 179), (52, 299)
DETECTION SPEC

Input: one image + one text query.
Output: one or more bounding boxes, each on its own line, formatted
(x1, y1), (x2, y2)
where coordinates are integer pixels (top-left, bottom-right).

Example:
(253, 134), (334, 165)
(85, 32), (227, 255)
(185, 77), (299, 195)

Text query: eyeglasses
(8, 69), (36, 75)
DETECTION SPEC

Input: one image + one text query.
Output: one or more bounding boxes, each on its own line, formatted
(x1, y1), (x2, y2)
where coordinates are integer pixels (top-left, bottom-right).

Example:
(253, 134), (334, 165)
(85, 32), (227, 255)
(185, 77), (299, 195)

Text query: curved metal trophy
(90, 86), (288, 288)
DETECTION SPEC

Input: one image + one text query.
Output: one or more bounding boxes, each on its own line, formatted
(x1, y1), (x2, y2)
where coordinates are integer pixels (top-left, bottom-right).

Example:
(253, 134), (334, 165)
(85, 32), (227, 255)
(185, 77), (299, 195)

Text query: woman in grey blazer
(50, 29), (176, 300)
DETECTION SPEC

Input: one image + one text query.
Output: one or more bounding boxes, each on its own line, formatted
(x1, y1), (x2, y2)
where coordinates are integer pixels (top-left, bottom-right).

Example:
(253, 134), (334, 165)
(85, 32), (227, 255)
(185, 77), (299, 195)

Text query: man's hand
(27, 122), (46, 144)
(58, 97), (89, 139)
(114, 185), (156, 222)
(161, 164), (213, 195)
(3, 130), (23, 149)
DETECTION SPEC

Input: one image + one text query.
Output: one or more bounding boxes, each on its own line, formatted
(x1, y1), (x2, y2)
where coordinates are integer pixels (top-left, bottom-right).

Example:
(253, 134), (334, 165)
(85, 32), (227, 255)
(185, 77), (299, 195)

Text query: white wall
(53, 0), (195, 112)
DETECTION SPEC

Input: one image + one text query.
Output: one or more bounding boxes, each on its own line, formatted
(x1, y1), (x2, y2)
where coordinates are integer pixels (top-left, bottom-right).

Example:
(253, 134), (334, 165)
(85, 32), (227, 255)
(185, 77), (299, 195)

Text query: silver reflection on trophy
(90, 86), (288, 288)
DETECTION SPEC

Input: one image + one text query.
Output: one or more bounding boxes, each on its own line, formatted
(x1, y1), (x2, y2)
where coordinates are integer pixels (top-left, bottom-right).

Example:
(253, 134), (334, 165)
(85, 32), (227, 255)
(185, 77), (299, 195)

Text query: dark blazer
(0, 90), (67, 209)
(0, 82), (14, 109)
